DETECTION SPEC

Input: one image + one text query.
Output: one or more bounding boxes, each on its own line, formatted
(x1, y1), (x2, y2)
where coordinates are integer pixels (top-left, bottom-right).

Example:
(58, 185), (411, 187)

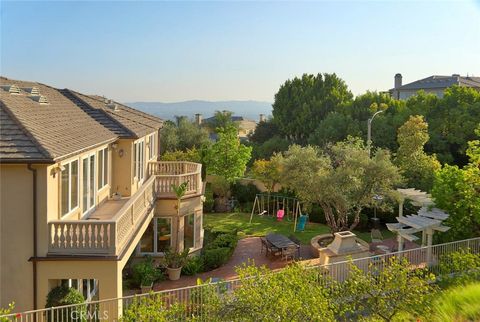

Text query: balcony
(47, 161), (202, 257)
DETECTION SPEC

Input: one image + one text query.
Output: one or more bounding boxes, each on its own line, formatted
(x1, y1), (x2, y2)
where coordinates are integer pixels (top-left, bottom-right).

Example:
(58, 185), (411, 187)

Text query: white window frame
(82, 153), (96, 217)
(148, 133), (156, 160)
(134, 139), (145, 183)
(138, 217), (173, 256)
(184, 213), (196, 251)
(97, 147), (108, 190)
(60, 159), (79, 217)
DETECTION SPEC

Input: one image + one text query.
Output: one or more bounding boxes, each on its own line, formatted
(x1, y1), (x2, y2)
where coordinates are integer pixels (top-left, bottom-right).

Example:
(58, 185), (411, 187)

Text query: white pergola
(387, 188), (450, 261)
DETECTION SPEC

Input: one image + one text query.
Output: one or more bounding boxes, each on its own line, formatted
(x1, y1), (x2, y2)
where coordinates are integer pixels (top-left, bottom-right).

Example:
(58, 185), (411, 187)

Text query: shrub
(46, 286), (86, 322)
(182, 256), (204, 276)
(203, 247), (232, 271)
(203, 183), (215, 213)
(132, 257), (163, 287)
(0, 303), (14, 322)
(122, 293), (187, 321)
(231, 182), (260, 205)
(206, 233), (238, 250)
(438, 249), (480, 288)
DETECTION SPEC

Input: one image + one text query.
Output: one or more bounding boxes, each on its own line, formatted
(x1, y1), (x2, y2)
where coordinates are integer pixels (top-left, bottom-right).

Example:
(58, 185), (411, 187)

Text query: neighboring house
(390, 73), (480, 100)
(0, 77), (204, 312)
(195, 112), (259, 140)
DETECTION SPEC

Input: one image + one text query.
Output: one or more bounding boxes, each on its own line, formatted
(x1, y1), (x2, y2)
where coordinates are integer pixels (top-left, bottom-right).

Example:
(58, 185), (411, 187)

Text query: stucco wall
(0, 164), (36, 311)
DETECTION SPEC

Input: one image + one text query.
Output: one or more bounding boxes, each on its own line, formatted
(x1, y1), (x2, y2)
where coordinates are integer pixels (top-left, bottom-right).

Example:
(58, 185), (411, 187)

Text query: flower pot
(140, 282), (153, 294)
(112, 193), (122, 201)
(167, 267), (182, 281)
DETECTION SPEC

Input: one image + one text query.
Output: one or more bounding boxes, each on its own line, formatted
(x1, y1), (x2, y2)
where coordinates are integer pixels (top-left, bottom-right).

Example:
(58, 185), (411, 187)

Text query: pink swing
(276, 209), (285, 221)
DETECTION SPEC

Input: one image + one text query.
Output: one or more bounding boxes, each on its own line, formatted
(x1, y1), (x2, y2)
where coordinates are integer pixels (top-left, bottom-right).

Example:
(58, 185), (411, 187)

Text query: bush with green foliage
(438, 249), (480, 288)
(0, 303), (14, 321)
(46, 286), (86, 322)
(431, 282), (480, 322)
(203, 183), (215, 213)
(203, 247), (232, 271)
(182, 256), (204, 276)
(132, 257), (163, 287)
(122, 293), (186, 322)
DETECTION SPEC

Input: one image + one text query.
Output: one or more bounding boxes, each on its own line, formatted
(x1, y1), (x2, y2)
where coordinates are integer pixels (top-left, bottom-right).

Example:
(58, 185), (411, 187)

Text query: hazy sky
(1, 1), (479, 102)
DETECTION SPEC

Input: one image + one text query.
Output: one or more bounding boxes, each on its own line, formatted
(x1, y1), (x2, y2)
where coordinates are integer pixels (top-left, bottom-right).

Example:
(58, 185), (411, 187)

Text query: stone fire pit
(311, 231), (370, 265)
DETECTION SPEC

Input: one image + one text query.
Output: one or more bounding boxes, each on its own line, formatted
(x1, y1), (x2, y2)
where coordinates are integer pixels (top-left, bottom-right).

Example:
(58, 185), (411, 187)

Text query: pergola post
(398, 198), (404, 218)
(426, 228), (434, 266)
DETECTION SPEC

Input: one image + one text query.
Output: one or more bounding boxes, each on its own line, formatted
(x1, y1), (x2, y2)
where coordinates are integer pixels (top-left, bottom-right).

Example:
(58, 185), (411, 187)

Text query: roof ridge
(61, 89), (136, 138)
(88, 95), (164, 125)
(0, 101), (52, 161)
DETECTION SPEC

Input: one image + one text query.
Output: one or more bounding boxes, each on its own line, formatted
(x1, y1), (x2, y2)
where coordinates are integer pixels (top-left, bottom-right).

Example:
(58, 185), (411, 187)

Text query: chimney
(394, 73), (402, 89)
(195, 113), (203, 125)
(259, 114), (266, 122)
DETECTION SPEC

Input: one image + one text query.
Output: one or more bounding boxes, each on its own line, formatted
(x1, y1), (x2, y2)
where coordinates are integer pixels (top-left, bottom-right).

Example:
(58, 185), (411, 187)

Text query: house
(195, 112), (259, 140)
(0, 76), (204, 313)
(390, 73), (480, 100)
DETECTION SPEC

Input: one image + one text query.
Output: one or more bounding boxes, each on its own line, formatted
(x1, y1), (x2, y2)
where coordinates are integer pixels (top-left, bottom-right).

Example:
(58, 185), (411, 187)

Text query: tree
(160, 148), (201, 163)
(250, 153), (283, 192)
(341, 257), (436, 321)
(432, 126), (480, 242)
(272, 73), (353, 144)
(205, 110), (239, 132)
(248, 119), (279, 144)
(281, 138), (402, 232)
(204, 125), (252, 183)
(159, 116), (210, 154)
(396, 115), (441, 191)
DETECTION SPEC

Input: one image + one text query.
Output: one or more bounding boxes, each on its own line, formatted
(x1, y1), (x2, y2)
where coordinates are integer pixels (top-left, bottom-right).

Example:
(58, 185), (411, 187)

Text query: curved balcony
(47, 161), (202, 257)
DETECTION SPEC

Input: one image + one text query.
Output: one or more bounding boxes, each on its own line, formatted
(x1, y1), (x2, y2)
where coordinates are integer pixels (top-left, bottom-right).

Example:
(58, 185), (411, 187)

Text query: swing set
(249, 193), (305, 232)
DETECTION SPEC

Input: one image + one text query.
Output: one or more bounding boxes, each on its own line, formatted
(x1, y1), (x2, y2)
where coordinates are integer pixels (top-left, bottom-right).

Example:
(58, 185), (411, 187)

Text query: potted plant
(162, 247), (190, 281)
(133, 257), (162, 293)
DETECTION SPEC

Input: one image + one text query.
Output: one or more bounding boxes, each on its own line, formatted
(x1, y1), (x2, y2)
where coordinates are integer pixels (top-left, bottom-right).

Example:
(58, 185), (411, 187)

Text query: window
(139, 217), (172, 254)
(98, 148), (108, 189)
(82, 154), (96, 215)
(148, 134), (156, 160)
(184, 214), (195, 250)
(61, 279), (98, 302)
(134, 140), (145, 182)
(61, 160), (79, 216)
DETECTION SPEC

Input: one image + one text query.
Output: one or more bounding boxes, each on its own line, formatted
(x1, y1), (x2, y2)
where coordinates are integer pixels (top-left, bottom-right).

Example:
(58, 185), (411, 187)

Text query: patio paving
(153, 237), (315, 291)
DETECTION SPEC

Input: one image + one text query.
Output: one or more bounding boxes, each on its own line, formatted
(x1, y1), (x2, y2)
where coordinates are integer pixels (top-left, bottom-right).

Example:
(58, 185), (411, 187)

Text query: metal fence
(2, 237), (479, 321)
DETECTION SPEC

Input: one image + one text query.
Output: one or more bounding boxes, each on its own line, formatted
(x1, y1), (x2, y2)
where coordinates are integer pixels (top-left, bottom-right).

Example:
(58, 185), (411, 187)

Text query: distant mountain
(125, 100), (272, 121)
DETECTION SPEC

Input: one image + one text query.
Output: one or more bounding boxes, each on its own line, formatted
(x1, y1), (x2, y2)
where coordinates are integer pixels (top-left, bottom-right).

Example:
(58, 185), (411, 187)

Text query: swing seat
(276, 209), (285, 221)
(259, 210), (267, 216)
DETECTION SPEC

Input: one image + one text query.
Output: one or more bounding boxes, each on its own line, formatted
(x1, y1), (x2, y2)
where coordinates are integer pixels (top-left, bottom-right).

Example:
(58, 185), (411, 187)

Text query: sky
(1, 1), (479, 103)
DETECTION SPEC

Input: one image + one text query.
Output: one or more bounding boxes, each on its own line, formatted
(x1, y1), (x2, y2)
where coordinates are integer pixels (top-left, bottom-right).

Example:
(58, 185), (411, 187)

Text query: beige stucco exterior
(0, 129), (204, 316)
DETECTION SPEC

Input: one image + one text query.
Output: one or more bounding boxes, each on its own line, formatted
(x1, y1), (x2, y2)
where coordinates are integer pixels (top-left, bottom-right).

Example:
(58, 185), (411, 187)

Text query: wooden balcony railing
(47, 161), (202, 256)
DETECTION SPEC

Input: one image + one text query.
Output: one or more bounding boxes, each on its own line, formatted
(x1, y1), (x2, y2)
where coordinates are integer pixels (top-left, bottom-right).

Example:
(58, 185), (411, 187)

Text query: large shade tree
(160, 116), (210, 154)
(281, 138), (402, 232)
(272, 73), (353, 144)
(432, 126), (480, 242)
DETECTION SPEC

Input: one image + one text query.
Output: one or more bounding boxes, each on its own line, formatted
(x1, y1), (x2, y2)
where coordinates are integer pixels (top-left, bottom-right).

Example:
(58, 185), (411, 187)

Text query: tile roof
(0, 76), (162, 163)
(395, 75), (480, 91)
(66, 91), (163, 138)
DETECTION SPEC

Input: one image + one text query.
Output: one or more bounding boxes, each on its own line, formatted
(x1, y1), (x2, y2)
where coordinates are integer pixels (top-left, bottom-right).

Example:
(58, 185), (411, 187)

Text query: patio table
(266, 233), (297, 250)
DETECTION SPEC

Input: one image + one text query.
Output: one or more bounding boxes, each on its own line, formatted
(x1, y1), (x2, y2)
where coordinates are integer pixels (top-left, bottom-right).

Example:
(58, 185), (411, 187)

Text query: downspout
(27, 164), (38, 310)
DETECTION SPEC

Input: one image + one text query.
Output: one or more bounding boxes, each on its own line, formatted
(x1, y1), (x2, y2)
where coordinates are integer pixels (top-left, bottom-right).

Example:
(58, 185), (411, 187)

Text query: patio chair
(282, 245), (298, 261)
(371, 228), (384, 243)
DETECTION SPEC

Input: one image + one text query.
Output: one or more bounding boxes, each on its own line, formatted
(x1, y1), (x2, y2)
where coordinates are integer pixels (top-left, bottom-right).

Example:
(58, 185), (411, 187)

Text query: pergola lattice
(387, 188), (450, 254)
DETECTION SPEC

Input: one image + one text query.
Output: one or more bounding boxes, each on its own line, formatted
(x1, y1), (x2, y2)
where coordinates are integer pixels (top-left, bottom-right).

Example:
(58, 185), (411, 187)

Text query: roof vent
(1, 84), (21, 94)
(30, 95), (49, 105)
(106, 101), (119, 111)
(22, 87), (40, 95)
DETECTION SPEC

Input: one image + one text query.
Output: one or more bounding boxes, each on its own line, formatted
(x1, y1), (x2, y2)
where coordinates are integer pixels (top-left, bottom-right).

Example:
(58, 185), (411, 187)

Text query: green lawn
(204, 212), (394, 245)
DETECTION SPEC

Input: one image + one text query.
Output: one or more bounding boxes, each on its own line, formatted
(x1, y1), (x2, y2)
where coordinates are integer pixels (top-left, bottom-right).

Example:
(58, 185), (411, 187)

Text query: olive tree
(281, 137), (402, 232)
